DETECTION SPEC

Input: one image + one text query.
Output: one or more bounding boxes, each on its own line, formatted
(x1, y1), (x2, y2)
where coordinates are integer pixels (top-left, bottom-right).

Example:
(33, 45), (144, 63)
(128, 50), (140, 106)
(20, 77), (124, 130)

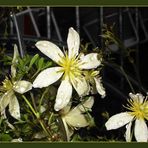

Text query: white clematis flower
(33, 27), (101, 111)
(105, 93), (148, 142)
(0, 45), (32, 120)
(61, 96), (94, 141)
(84, 70), (106, 98)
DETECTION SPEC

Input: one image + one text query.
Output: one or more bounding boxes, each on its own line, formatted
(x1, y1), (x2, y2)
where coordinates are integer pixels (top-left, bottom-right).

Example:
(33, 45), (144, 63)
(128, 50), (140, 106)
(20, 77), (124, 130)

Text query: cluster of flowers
(0, 27), (148, 142)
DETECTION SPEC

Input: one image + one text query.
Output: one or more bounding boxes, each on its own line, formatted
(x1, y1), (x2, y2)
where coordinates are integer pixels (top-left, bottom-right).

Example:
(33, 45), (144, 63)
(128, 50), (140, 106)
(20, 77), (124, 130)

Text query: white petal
(75, 96), (94, 113)
(61, 118), (74, 141)
(35, 41), (64, 63)
(60, 103), (72, 115)
(54, 78), (72, 111)
(94, 77), (106, 98)
(13, 80), (32, 94)
(125, 122), (132, 142)
(105, 112), (133, 130)
(64, 111), (90, 128)
(11, 138), (23, 142)
(33, 67), (63, 88)
(64, 97), (94, 128)
(9, 95), (20, 119)
(71, 77), (89, 96)
(134, 119), (148, 142)
(0, 90), (14, 112)
(67, 27), (80, 58)
(11, 44), (19, 78)
(129, 93), (144, 103)
(79, 53), (101, 69)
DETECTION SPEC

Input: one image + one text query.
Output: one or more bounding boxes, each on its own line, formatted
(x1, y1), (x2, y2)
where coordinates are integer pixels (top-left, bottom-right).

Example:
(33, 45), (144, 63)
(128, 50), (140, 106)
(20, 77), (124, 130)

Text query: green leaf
(29, 54), (39, 70)
(38, 58), (44, 70)
(41, 61), (52, 70)
(0, 133), (12, 141)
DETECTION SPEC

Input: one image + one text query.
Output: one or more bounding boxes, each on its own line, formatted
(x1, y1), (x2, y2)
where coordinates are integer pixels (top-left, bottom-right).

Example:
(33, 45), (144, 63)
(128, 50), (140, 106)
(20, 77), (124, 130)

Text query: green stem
(38, 119), (50, 136)
(22, 95), (51, 137)
(120, 66), (135, 94)
(31, 69), (40, 79)
(22, 95), (37, 117)
(39, 88), (48, 112)
(30, 92), (38, 112)
(48, 112), (53, 125)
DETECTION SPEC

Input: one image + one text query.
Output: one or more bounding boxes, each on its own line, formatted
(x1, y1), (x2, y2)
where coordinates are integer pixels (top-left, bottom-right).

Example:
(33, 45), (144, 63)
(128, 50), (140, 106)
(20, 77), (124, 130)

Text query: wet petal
(75, 96), (94, 113)
(11, 44), (19, 78)
(54, 78), (72, 111)
(11, 138), (23, 142)
(33, 67), (63, 88)
(125, 122), (132, 142)
(64, 111), (90, 128)
(9, 95), (20, 119)
(0, 90), (14, 112)
(71, 77), (89, 96)
(62, 118), (74, 141)
(67, 27), (80, 58)
(134, 119), (148, 142)
(79, 53), (101, 69)
(64, 97), (94, 128)
(129, 93), (144, 103)
(13, 81), (32, 94)
(94, 77), (106, 98)
(35, 41), (64, 63)
(60, 103), (72, 115)
(105, 112), (133, 130)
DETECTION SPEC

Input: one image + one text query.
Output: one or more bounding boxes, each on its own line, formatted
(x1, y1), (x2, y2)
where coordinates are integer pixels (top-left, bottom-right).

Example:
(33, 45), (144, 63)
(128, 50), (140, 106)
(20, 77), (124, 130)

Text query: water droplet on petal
(76, 123), (80, 127)
(20, 87), (25, 93)
(56, 98), (62, 106)
(43, 43), (47, 47)
(117, 120), (124, 126)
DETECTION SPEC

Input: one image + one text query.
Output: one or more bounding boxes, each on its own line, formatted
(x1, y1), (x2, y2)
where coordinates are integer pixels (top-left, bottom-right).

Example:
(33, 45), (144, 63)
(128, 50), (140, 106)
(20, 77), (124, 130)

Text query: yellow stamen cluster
(58, 53), (82, 80)
(0, 77), (13, 92)
(2, 77), (13, 91)
(84, 70), (99, 80)
(125, 95), (148, 120)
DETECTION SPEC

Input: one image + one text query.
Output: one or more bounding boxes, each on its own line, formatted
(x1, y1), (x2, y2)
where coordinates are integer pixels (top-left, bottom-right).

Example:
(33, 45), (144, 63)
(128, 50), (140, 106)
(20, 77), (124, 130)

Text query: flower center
(125, 97), (148, 120)
(58, 53), (82, 80)
(84, 70), (99, 80)
(1, 77), (13, 91)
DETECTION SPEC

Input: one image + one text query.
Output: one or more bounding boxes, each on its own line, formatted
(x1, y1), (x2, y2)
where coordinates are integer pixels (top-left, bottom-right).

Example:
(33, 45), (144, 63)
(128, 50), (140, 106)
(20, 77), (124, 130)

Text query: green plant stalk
(48, 112), (53, 125)
(22, 95), (37, 117)
(22, 95), (51, 137)
(31, 69), (40, 79)
(30, 92), (38, 112)
(39, 88), (48, 112)
(120, 66), (135, 94)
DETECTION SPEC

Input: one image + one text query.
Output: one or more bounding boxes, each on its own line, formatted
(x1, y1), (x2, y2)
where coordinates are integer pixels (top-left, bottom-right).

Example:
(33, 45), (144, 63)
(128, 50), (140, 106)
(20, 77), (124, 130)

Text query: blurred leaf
(29, 54), (39, 70)
(0, 133), (12, 141)
(41, 61), (52, 70)
(38, 58), (44, 70)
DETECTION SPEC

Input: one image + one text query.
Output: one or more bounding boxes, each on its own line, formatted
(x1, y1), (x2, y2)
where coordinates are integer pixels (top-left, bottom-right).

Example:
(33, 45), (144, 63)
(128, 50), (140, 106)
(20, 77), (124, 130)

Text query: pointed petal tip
(105, 122), (112, 130)
(54, 105), (60, 112)
(32, 82), (39, 88)
(69, 27), (74, 30)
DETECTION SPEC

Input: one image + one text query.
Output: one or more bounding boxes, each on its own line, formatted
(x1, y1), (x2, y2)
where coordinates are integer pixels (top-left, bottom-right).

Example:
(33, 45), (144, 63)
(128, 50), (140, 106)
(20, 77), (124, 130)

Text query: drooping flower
(60, 96), (94, 141)
(105, 93), (148, 142)
(84, 70), (106, 98)
(33, 27), (102, 111)
(0, 45), (32, 120)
